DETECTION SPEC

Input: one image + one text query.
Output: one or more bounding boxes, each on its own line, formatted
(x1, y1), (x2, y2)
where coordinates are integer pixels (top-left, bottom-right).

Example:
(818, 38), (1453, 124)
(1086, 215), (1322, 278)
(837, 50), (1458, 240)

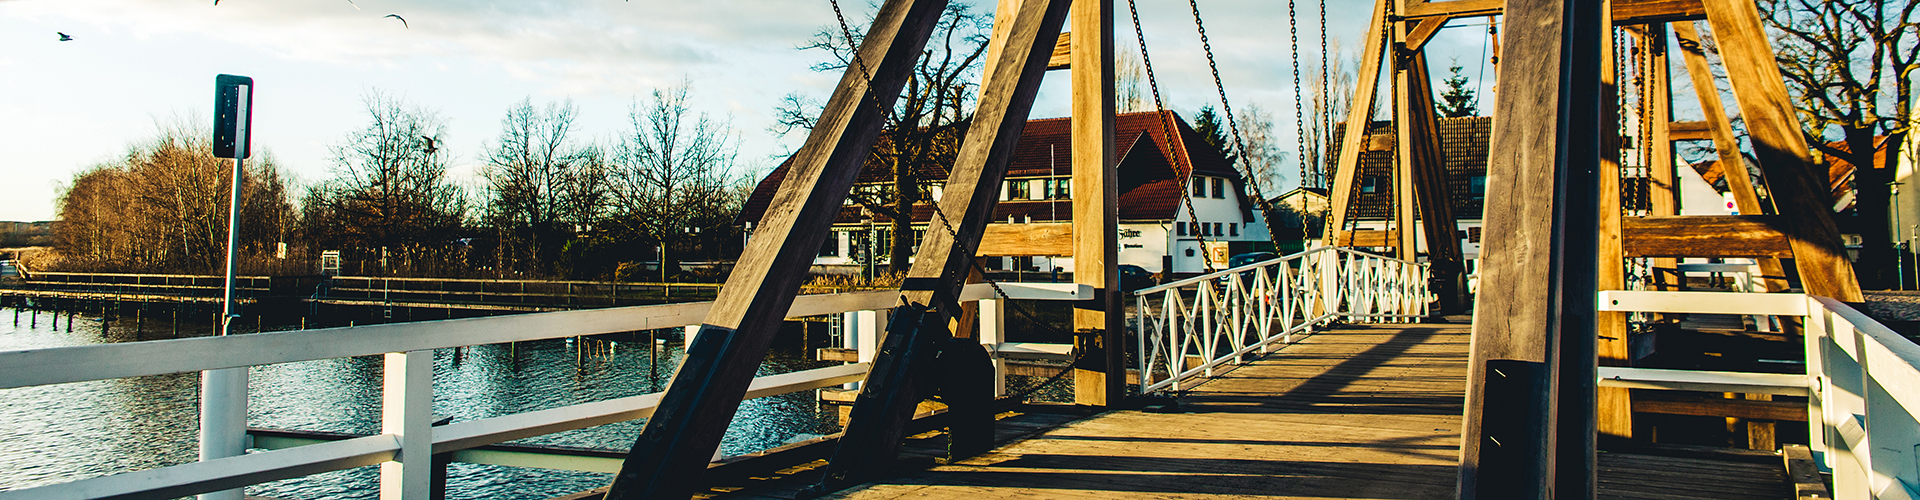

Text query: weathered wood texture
(1069, 0), (1121, 407)
(1644, 26), (1681, 292)
(602, 0), (947, 497)
(976, 223), (1072, 257)
(1698, 0), (1863, 301)
(1597, 7), (1631, 442)
(1325, 1), (1389, 246)
(1622, 215), (1793, 258)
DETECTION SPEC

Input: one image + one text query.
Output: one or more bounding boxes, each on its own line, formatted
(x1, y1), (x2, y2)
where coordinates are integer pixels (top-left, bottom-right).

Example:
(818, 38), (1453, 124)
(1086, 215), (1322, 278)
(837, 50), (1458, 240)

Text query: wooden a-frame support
(1440, 0), (1864, 495)
(605, 0), (1118, 497)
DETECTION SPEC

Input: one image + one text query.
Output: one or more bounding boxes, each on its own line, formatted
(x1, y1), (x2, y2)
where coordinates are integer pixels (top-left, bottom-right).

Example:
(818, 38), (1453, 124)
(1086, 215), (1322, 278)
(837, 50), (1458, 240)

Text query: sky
(0, 0), (1501, 222)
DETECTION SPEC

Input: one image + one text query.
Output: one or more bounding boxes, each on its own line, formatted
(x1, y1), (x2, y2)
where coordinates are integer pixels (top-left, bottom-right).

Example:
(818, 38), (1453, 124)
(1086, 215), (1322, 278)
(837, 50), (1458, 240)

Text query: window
(1008, 179), (1031, 200)
(1177, 222), (1187, 236)
(1211, 177), (1226, 198)
(1468, 175), (1488, 198)
(1230, 224), (1239, 237)
(820, 232), (841, 257)
(1044, 178), (1071, 199)
(1361, 177), (1381, 194)
(1213, 222), (1223, 236)
(1192, 177), (1207, 197)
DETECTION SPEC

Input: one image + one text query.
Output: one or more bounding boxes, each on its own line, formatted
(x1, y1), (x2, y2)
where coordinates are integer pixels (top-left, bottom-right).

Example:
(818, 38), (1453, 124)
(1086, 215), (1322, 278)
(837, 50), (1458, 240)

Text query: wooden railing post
(979, 298), (1008, 397)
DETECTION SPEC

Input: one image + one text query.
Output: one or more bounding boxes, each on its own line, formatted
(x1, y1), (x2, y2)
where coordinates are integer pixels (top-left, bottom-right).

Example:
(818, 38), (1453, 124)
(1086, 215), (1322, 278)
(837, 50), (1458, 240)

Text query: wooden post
(1457, 0), (1605, 496)
(1070, 0), (1122, 407)
(1326, 1), (1390, 245)
(602, 0), (947, 497)
(814, 0), (1068, 486)
(1697, 0), (1863, 302)
(1596, 6), (1633, 443)
(1672, 22), (1790, 294)
(1390, 12), (1421, 261)
(1400, 52), (1465, 312)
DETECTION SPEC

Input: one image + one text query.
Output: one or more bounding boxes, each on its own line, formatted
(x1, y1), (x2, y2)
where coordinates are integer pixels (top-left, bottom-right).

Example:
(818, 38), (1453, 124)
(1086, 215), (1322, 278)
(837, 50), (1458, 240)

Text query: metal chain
(1128, 0), (1217, 273)
(1317, 0), (1332, 236)
(1184, 0), (1286, 255)
(1290, 0), (1309, 246)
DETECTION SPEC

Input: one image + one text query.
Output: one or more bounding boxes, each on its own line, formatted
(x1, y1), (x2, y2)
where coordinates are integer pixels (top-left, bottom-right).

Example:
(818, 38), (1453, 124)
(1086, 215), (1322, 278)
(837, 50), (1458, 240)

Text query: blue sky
(0, 0), (1500, 222)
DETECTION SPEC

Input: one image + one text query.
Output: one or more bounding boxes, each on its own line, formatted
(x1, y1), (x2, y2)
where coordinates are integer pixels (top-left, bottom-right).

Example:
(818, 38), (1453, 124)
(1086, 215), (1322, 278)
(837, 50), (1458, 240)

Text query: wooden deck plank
(683, 323), (1796, 500)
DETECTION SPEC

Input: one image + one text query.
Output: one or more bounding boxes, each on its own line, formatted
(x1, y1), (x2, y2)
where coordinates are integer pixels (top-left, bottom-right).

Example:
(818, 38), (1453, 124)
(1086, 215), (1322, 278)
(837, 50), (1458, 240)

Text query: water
(0, 307), (844, 499)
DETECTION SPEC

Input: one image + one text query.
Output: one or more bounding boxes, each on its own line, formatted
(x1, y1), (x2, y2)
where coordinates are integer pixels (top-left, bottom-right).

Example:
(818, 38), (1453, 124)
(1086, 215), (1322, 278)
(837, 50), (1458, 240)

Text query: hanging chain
(1290, 0), (1309, 246)
(1129, 0), (1218, 273)
(1317, 0), (1332, 235)
(1184, 0), (1285, 255)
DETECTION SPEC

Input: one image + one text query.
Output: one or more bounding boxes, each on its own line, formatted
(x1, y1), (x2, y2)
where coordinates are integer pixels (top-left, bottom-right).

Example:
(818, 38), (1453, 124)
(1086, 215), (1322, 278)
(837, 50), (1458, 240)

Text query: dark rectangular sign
(213, 74), (253, 159)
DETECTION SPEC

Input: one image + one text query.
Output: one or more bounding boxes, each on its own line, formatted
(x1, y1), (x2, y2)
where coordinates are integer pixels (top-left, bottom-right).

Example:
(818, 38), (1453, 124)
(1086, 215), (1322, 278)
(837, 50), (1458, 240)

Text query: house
(738, 110), (1270, 276)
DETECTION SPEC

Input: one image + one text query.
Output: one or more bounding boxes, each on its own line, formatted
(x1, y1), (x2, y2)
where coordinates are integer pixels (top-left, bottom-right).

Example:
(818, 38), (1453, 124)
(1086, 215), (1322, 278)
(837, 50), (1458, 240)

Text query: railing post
(841, 309), (885, 390)
(979, 298), (1007, 397)
(197, 367), (248, 500)
(381, 350), (432, 500)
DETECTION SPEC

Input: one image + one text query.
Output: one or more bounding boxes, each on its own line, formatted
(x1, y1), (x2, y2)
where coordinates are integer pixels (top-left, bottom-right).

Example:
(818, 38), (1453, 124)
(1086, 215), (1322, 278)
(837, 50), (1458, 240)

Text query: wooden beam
(1070, 0), (1121, 407)
(1400, 53), (1465, 310)
(1048, 32), (1071, 70)
(602, 0), (947, 497)
(1404, 17), (1447, 53)
(1700, 0), (1864, 301)
(1402, 0), (1703, 24)
(976, 223), (1073, 256)
(1392, 17), (1419, 259)
(1667, 120), (1711, 141)
(1365, 133), (1396, 152)
(1457, 0), (1605, 495)
(1325, 0), (1389, 245)
(1621, 215), (1794, 258)
(1337, 229), (1395, 247)
(1631, 394), (1808, 421)
(1673, 22), (1792, 293)
(817, 0), (1070, 484)
(1597, 4), (1631, 443)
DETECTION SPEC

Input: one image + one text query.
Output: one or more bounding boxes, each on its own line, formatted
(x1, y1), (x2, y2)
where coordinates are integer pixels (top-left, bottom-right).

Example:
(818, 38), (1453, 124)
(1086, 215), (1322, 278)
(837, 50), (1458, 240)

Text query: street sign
(213, 74), (253, 159)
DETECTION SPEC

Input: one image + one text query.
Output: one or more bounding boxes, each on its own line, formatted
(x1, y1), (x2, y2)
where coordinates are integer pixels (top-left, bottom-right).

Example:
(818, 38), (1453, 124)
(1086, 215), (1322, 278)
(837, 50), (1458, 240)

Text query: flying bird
(346, 0), (360, 10)
(385, 14), (408, 29)
(421, 136), (438, 155)
(57, 32), (72, 41)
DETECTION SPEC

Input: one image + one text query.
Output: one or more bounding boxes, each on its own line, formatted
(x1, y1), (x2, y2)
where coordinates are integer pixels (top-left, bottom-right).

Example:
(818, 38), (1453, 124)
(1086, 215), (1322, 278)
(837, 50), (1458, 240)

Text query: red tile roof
(739, 110), (1251, 225)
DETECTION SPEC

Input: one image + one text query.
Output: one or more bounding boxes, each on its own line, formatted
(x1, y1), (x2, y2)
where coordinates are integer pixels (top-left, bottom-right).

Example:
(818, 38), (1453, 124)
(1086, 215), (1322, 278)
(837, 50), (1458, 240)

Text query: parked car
(1118, 264), (1156, 292)
(1228, 252), (1278, 269)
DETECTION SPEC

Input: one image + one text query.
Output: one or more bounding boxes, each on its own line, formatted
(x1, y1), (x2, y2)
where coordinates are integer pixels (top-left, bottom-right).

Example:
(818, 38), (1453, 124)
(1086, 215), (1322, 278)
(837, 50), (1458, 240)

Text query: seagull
(385, 14), (408, 29)
(56, 32), (72, 41)
(421, 136), (438, 155)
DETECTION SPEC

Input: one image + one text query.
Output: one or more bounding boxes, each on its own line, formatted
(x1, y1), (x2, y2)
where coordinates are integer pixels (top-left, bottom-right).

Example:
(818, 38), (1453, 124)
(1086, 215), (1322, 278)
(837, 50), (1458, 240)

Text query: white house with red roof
(738, 110), (1271, 277)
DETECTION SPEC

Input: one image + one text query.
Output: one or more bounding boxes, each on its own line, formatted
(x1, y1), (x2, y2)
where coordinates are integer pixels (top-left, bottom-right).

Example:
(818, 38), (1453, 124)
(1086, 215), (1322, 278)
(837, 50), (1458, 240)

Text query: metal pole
(200, 82), (250, 500)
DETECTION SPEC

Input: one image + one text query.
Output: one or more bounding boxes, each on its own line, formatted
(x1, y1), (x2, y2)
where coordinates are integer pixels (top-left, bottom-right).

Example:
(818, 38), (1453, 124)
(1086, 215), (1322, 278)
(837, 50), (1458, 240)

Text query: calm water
(0, 307), (843, 499)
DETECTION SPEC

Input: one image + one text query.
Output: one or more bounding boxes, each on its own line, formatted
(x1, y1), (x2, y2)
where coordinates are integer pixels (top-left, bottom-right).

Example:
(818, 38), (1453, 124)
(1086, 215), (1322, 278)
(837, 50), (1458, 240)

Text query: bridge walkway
(713, 321), (1786, 500)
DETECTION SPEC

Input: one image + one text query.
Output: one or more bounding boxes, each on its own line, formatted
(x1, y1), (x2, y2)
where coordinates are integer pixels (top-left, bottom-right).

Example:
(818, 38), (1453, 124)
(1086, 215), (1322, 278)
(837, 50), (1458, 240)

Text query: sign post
(200, 74), (252, 500)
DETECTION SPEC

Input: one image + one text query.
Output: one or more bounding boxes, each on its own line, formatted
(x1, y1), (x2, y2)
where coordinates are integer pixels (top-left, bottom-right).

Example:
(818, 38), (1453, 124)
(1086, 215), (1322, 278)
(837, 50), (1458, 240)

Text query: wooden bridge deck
(801, 322), (1790, 500)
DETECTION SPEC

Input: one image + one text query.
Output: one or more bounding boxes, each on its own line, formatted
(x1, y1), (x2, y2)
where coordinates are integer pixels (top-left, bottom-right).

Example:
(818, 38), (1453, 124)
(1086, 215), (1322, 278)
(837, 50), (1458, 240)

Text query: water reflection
(0, 308), (843, 499)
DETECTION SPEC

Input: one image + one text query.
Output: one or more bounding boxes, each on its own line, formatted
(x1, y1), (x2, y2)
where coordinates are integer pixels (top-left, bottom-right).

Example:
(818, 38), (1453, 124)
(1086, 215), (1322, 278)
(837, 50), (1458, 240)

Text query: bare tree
(306, 91), (466, 269)
(484, 97), (606, 276)
(56, 119), (296, 273)
(775, 3), (990, 272)
(1759, 1), (1920, 288)
(610, 81), (741, 274)
(1308, 36), (1355, 190)
(1116, 50), (1149, 113)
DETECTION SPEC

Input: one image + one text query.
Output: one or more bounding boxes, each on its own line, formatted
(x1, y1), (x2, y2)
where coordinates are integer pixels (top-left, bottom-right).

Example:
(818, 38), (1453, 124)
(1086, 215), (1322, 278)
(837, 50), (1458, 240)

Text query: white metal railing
(1597, 290), (1920, 499)
(0, 281), (1085, 500)
(1132, 246), (1429, 393)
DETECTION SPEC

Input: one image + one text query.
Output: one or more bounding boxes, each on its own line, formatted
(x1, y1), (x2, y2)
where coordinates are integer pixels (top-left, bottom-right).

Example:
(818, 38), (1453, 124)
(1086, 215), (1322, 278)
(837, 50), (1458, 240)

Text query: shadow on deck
(680, 322), (1790, 500)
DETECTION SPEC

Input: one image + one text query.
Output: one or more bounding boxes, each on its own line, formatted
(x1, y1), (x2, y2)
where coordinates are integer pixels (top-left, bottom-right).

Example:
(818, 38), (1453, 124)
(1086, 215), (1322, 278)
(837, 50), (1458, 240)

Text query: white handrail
(0, 280), (1083, 499)
(1131, 246), (1429, 393)
(1596, 290), (1920, 499)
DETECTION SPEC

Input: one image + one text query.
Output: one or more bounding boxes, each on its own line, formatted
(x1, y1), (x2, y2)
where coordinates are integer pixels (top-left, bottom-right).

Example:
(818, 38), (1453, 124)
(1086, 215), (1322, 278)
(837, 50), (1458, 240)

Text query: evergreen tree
(1437, 64), (1479, 118)
(1192, 105), (1238, 165)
